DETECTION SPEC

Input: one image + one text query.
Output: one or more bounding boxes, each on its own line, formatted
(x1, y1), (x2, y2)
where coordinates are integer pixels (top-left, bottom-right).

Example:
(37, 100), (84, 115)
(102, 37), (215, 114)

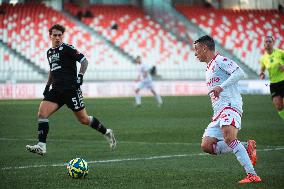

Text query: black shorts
(270, 80), (284, 98)
(43, 88), (85, 112)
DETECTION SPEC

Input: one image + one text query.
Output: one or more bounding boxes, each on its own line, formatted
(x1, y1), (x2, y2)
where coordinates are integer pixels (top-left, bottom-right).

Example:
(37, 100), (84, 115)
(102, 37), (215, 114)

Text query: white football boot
(104, 129), (116, 150)
(26, 142), (46, 156)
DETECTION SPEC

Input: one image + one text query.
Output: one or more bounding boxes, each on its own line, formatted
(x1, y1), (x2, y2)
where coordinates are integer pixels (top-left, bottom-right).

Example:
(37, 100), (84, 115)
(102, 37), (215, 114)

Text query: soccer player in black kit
(26, 24), (116, 155)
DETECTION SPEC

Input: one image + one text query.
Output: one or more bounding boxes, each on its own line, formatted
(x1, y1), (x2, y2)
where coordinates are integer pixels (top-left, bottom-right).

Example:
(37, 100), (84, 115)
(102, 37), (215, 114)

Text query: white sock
(229, 139), (256, 175)
(155, 94), (162, 104)
(214, 141), (249, 155)
(38, 142), (46, 149)
(214, 140), (232, 154)
(135, 94), (141, 105)
(241, 141), (248, 149)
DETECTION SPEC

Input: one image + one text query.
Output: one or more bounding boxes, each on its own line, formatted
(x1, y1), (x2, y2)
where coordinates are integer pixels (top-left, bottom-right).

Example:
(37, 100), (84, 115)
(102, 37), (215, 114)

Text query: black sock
(90, 116), (107, 134)
(38, 119), (49, 143)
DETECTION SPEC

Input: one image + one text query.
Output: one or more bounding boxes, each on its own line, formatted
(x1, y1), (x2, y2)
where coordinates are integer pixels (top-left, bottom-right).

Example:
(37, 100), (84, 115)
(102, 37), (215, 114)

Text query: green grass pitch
(0, 95), (283, 189)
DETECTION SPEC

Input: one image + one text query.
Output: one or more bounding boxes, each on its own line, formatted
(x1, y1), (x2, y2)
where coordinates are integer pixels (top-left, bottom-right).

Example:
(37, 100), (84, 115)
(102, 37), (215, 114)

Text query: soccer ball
(67, 158), (88, 179)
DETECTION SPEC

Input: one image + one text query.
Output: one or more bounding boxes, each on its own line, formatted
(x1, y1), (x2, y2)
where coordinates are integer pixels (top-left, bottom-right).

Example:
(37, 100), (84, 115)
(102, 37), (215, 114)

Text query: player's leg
(26, 100), (59, 155)
(202, 120), (251, 155)
(201, 136), (218, 154)
(134, 83), (142, 106)
(222, 125), (261, 183)
(220, 109), (260, 183)
(145, 80), (162, 106)
(73, 108), (116, 150)
(270, 81), (284, 121)
(201, 120), (229, 155)
(69, 88), (116, 150)
(149, 87), (163, 106)
(272, 95), (284, 121)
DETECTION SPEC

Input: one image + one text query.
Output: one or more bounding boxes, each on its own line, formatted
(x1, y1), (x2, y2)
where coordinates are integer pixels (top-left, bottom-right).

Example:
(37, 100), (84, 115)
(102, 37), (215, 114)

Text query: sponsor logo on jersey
(51, 63), (62, 71)
(206, 77), (220, 86)
(48, 53), (60, 63)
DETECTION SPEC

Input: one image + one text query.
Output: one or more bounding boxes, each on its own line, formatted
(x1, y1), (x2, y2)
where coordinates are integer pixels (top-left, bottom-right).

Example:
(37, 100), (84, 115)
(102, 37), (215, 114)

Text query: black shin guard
(90, 116), (107, 134)
(38, 119), (49, 143)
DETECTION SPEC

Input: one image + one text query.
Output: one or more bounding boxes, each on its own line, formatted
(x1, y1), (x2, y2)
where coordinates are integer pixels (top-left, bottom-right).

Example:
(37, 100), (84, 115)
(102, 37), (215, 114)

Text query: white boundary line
(2, 137), (284, 147)
(0, 137), (199, 146)
(2, 147), (284, 171)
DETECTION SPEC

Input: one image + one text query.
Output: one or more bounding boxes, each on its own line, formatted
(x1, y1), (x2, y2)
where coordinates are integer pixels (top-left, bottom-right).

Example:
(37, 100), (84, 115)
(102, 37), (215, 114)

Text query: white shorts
(202, 108), (242, 141)
(136, 80), (154, 90)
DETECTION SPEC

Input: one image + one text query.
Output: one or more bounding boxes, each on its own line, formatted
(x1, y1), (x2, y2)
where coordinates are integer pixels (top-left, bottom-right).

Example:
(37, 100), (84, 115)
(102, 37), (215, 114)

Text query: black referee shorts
(43, 88), (85, 112)
(270, 80), (284, 98)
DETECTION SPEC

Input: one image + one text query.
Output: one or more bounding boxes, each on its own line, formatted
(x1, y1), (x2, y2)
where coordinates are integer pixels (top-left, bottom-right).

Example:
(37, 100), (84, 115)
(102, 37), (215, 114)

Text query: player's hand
(208, 86), (223, 98)
(76, 73), (83, 88)
(259, 72), (265, 79)
(43, 85), (50, 97)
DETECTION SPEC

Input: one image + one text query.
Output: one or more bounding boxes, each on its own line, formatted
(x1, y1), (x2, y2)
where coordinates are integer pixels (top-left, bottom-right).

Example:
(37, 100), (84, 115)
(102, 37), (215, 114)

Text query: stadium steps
(0, 39), (47, 82)
(60, 10), (135, 64)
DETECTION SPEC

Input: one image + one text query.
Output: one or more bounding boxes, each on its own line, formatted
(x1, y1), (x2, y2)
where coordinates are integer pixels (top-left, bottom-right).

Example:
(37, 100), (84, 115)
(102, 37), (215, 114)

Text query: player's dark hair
(49, 24), (65, 35)
(194, 35), (215, 51)
(265, 36), (274, 41)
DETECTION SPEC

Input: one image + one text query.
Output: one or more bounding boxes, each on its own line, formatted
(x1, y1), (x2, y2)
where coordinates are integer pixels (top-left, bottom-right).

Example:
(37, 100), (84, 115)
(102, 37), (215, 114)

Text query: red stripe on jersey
(212, 107), (241, 122)
(207, 53), (219, 70)
(231, 118), (236, 127)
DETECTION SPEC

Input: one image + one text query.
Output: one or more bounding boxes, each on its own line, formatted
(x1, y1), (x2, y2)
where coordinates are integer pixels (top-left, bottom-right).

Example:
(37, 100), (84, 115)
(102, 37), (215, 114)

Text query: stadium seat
(176, 6), (284, 73)
(0, 3), (136, 80)
(64, 3), (205, 79)
(0, 45), (44, 81)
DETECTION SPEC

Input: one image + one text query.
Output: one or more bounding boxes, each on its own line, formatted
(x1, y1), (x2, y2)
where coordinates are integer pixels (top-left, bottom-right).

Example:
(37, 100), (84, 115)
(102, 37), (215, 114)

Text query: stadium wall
(0, 80), (270, 99)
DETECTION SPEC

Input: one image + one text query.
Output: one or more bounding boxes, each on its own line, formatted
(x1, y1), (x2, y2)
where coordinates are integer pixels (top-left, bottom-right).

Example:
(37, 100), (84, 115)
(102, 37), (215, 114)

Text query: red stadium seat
(176, 5), (284, 72)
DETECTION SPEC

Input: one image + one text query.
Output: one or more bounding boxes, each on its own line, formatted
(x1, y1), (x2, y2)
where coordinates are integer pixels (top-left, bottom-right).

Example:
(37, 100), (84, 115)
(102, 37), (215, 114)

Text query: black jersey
(47, 43), (85, 90)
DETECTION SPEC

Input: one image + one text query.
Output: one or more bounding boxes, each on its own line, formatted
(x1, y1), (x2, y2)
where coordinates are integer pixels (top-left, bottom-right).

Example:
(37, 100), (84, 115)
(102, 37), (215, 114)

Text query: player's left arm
(278, 49), (284, 72)
(67, 45), (87, 87)
(78, 58), (88, 75)
(77, 58), (88, 87)
(209, 61), (245, 97)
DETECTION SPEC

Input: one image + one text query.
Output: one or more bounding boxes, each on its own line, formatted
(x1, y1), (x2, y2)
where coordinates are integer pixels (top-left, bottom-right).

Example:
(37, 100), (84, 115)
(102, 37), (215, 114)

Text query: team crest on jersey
(221, 113), (229, 122)
(59, 46), (63, 51)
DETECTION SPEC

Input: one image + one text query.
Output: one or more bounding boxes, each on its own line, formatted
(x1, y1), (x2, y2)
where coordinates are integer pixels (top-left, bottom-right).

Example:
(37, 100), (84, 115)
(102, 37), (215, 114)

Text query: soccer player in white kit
(134, 56), (163, 107)
(194, 35), (261, 184)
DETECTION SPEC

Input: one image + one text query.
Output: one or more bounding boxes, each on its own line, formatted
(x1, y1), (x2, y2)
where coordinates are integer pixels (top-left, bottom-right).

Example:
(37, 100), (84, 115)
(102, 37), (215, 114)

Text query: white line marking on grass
(0, 137), (199, 146)
(1, 153), (207, 170)
(1, 147), (284, 171)
(2, 137), (284, 148)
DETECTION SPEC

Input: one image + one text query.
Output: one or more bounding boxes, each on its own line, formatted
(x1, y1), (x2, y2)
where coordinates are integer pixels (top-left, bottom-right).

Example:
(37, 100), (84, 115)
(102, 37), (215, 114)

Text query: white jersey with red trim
(206, 54), (243, 118)
(137, 62), (152, 82)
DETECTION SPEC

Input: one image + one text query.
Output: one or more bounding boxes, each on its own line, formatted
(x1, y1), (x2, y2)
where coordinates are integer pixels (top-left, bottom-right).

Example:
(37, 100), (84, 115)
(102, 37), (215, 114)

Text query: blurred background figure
(259, 36), (284, 121)
(134, 56), (163, 107)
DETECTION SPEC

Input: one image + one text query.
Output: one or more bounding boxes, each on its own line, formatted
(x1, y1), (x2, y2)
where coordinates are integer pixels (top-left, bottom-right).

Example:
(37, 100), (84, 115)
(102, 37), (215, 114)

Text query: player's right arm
(46, 71), (52, 86)
(259, 57), (266, 80)
(43, 71), (52, 97)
